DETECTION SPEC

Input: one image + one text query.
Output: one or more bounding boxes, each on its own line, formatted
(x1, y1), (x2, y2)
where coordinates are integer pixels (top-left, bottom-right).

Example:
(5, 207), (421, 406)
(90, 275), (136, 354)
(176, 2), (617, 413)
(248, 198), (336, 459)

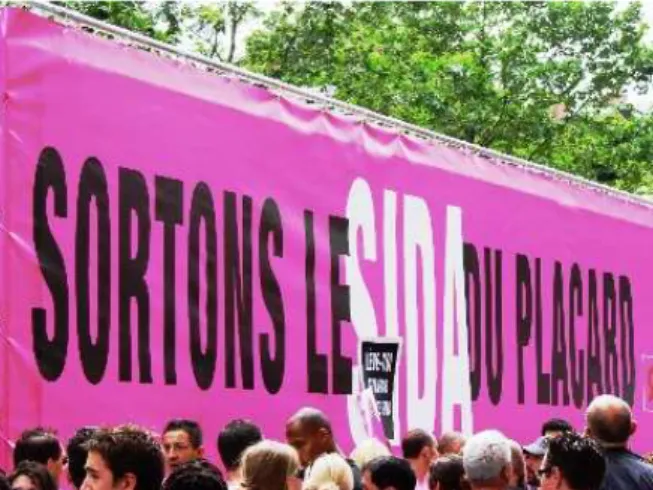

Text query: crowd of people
(1, 394), (652, 490)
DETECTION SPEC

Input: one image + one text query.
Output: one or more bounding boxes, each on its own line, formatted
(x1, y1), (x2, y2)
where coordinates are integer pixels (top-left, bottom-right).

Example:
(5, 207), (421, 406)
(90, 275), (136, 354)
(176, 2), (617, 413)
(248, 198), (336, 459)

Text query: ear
(317, 428), (331, 444)
(419, 446), (431, 460)
(630, 419), (637, 437)
(197, 446), (205, 458)
(583, 426), (592, 438)
(46, 458), (58, 473)
(551, 466), (564, 485)
(116, 473), (137, 490)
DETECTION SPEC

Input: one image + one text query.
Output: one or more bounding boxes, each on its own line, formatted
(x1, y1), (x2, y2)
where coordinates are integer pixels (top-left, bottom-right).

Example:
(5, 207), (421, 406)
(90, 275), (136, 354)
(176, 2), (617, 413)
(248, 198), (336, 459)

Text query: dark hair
(541, 419), (573, 437)
(163, 420), (203, 449)
(217, 420), (262, 471)
(13, 429), (62, 467)
(545, 433), (606, 490)
(164, 459), (227, 490)
(364, 457), (416, 490)
(9, 461), (57, 490)
(67, 427), (99, 489)
(429, 456), (469, 490)
(0, 475), (9, 490)
(401, 429), (435, 459)
(85, 425), (164, 490)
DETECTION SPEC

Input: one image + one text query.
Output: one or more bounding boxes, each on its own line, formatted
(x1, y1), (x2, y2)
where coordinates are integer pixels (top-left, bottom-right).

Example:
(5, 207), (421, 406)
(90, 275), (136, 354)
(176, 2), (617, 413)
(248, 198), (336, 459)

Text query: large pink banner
(1, 7), (652, 468)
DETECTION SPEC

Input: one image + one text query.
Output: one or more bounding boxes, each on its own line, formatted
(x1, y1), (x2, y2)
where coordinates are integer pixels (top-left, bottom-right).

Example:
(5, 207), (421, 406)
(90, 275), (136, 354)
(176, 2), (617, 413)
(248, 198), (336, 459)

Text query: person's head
(585, 395), (636, 448)
(67, 427), (99, 489)
(437, 433), (466, 457)
(362, 457), (416, 490)
(241, 440), (301, 490)
(462, 430), (512, 489)
(0, 475), (10, 490)
(401, 429), (438, 478)
(507, 441), (525, 489)
(81, 425), (164, 490)
(539, 433), (605, 490)
(217, 420), (263, 473)
(9, 462), (57, 490)
(13, 429), (65, 483)
(540, 419), (573, 439)
(350, 439), (391, 470)
(162, 420), (204, 473)
(163, 459), (227, 490)
(285, 408), (337, 468)
(428, 455), (469, 490)
(522, 437), (548, 487)
(304, 453), (353, 490)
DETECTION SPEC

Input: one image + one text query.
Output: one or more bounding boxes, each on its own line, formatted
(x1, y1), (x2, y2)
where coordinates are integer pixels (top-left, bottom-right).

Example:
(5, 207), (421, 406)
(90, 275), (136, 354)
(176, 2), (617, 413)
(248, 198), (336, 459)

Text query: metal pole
(13, 0), (653, 209)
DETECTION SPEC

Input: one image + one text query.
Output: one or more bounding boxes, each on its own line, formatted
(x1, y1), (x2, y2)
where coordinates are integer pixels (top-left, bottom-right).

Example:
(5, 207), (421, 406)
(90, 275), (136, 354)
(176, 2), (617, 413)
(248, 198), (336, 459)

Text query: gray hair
(462, 430), (511, 483)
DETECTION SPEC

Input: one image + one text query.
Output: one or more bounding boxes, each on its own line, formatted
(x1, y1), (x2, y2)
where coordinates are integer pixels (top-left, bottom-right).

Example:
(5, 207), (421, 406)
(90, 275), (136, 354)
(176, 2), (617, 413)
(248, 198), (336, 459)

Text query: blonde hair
(350, 439), (391, 469)
(241, 440), (300, 490)
(304, 453), (354, 490)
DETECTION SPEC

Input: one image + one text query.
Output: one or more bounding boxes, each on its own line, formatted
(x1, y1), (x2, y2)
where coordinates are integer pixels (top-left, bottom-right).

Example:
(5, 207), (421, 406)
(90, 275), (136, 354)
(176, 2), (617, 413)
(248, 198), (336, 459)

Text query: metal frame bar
(13, 0), (653, 209)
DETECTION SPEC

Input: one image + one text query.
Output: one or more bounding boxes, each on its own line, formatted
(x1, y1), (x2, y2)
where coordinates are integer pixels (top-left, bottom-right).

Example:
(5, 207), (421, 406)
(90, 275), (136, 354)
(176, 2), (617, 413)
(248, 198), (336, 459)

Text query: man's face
(81, 451), (117, 490)
(523, 453), (544, 486)
(47, 445), (67, 482)
(285, 421), (322, 468)
(426, 443), (439, 462)
(362, 470), (380, 490)
(162, 430), (202, 472)
(538, 456), (562, 490)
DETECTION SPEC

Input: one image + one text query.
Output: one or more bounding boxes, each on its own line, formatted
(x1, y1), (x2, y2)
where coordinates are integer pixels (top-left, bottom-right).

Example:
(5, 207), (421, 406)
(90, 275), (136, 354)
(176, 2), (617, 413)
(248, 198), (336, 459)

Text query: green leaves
(56, 0), (653, 193)
(243, 1), (653, 192)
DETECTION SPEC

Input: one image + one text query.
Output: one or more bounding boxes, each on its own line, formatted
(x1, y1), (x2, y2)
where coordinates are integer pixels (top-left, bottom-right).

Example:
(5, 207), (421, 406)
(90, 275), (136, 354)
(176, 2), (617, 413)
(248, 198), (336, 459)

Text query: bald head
(287, 407), (333, 434)
(438, 432), (466, 456)
(286, 407), (336, 467)
(586, 395), (635, 447)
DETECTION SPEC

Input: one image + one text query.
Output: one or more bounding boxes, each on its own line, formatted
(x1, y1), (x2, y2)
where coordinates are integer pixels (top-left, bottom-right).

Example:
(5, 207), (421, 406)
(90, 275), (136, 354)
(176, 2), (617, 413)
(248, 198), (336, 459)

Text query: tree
(184, 2), (261, 62)
(56, 1), (184, 43)
(244, 1), (653, 192)
(59, 1), (259, 63)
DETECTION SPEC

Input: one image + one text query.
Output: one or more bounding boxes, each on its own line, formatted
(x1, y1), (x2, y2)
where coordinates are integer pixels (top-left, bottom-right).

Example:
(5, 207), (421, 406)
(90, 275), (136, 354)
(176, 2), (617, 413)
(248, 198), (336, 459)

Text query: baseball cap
(523, 436), (549, 457)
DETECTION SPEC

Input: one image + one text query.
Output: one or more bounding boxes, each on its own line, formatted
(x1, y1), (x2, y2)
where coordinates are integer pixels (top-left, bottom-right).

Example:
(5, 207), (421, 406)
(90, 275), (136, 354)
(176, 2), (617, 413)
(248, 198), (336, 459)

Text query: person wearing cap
(523, 437), (548, 489)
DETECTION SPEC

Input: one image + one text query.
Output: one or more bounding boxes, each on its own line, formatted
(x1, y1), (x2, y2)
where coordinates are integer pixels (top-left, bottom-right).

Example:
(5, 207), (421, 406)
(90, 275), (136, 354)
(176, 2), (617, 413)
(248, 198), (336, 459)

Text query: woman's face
(11, 475), (38, 490)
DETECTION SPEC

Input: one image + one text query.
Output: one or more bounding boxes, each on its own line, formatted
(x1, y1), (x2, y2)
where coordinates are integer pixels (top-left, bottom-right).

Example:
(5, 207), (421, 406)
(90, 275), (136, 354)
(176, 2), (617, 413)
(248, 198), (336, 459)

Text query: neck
(599, 441), (628, 450)
(471, 478), (507, 490)
(410, 460), (428, 481)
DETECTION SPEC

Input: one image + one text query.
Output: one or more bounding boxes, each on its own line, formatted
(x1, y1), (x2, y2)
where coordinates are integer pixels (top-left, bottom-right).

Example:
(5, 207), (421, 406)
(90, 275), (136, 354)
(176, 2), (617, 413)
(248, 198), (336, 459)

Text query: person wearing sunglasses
(537, 433), (605, 490)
